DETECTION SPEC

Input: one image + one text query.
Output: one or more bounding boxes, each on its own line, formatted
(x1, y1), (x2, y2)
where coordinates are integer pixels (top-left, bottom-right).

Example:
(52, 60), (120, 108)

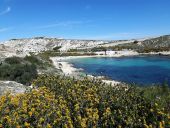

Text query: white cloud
(0, 6), (11, 16)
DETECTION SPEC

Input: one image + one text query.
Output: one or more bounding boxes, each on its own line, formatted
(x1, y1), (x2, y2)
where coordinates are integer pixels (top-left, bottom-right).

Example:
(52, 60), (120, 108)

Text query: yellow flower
(28, 111), (33, 116)
(148, 124), (152, 128)
(47, 123), (52, 128)
(81, 118), (87, 128)
(118, 125), (122, 128)
(31, 108), (35, 112)
(77, 115), (81, 121)
(155, 103), (158, 107)
(16, 125), (21, 128)
(150, 109), (153, 112)
(24, 122), (30, 127)
(159, 121), (164, 128)
(39, 117), (44, 123)
(143, 124), (149, 128)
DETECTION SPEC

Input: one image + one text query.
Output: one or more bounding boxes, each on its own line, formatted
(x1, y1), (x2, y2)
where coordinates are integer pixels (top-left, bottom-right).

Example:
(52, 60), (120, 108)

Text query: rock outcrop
(0, 81), (27, 95)
(0, 37), (135, 58)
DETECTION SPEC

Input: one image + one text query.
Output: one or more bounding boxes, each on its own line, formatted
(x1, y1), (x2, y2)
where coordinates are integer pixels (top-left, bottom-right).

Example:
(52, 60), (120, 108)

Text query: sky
(0, 0), (170, 41)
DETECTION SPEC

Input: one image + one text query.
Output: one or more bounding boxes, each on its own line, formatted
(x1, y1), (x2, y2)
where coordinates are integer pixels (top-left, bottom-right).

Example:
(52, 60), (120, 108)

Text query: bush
(91, 47), (107, 52)
(11, 64), (37, 84)
(53, 46), (61, 51)
(32, 75), (170, 127)
(0, 57), (38, 84)
(24, 55), (42, 65)
(4, 57), (22, 64)
(0, 87), (73, 127)
(0, 75), (170, 127)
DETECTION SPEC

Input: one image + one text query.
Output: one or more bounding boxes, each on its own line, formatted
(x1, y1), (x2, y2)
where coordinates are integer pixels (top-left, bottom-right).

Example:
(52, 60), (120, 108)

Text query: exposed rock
(0, 81), (27, 95)
(0, 37), (137, 58)
(142, 35), (170, 48)
(0, 35), (169, 58)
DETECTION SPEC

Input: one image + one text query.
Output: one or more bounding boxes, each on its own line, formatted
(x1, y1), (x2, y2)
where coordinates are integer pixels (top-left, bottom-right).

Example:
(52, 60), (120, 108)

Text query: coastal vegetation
(66, 35), (170, 53)
(0, 55), (47, 85)
(53, 46), (62, 52)
(37, 50), (96, 62)
(108, 43), (170, 53)
(0, 35), (170, 127)
(0, 75), (169, 127)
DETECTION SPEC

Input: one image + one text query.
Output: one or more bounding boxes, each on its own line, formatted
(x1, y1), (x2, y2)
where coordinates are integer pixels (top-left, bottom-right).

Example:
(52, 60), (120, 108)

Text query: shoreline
(50, 51), (170, 86)
(50, 56), (122, 86)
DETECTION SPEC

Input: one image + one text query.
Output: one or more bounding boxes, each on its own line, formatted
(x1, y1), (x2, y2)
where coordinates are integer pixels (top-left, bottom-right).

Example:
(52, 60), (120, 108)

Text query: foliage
(0, 56), (38, 85)
(24, 55), (47, 70)
(140, 84), (170, 112)
(53, 46), (62, 51)
(24, 55), (42, 65)
(37, 51), (96, 61)
(0, 87), (73, 127)
(109, 43), (170, 53)
(91, 47), (107, 52)
(0, 75), (170, 127)
(4, 57), (23, 65)
(68, 49), (79, 52)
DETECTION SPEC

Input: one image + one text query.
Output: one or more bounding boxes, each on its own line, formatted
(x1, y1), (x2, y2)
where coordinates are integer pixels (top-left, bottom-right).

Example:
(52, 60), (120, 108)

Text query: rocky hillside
(109, 35), (170, 53)
(0, 37), (136, 58)
(141, 35), (170, 48)
(1, 38), (101, 57)
(0, 35), (170, 58)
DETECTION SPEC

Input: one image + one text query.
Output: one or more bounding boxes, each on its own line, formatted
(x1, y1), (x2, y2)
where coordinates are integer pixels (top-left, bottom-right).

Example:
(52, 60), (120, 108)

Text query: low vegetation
(0, 56), (39, 84)
(109, 44), (170, 53)
(0, 75), (169, 127)
(37, 50), (96, 61)
(91, 47), (107, 52)
(53, 46), (62, 51)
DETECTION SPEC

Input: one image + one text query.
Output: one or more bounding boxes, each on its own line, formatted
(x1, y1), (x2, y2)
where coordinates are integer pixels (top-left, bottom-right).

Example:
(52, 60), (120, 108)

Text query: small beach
(50, 51), (170, 86)
(50, 55), (122, 86)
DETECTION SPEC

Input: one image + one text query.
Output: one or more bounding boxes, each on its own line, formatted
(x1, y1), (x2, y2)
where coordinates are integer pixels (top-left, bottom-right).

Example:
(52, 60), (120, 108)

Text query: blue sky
(0, 0), (170, 41)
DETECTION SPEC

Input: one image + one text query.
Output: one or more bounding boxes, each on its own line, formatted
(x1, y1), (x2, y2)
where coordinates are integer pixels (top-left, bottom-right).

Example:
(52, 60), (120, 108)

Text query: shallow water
(67, 56), (170, 85)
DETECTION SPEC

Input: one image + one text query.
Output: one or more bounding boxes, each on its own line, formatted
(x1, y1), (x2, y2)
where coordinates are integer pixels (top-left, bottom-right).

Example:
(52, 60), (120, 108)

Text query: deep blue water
(67, 56), (170, 85)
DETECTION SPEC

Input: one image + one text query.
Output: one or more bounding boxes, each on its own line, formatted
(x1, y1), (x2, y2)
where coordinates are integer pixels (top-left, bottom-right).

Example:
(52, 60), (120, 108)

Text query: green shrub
(30, 75), (170, 127)
(53, 46), (61, 51)
(91, 47), (107, 52)
(24, 55), (42, 65)
(0, 75), (169, 127)
(0, 57), (38, 84)
(4, 57), (22, 64)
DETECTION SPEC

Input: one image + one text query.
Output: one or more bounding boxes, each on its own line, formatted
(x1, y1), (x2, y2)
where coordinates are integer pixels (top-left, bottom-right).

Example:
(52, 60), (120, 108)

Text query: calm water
(67, 56), (170, 85)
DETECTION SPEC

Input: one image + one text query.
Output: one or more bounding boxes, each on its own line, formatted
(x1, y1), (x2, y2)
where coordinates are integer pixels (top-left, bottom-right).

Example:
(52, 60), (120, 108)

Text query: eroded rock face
(0, 81), (27, 95)
(0, 37), (135, 57)
(0, 35), (169, 58)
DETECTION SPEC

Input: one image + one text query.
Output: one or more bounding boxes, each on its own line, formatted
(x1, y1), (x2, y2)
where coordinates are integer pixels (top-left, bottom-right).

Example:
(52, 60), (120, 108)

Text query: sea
(67, 55), (170, 86)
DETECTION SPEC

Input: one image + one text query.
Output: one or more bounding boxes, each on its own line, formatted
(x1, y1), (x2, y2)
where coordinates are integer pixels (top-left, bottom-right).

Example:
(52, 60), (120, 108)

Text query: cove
(67, 56), (170, 85)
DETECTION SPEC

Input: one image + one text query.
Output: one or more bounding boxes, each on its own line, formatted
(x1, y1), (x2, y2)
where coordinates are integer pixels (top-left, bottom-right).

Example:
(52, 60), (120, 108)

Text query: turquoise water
(67, 56), (170, 85)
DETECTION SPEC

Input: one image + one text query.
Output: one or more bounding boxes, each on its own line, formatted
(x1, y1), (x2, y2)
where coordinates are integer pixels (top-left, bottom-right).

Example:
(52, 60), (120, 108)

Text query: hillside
(0, 37), (139, 58)
(0, 35), (170, 59)
(0, 37), (110, 57)
(110, 35), (170, 53)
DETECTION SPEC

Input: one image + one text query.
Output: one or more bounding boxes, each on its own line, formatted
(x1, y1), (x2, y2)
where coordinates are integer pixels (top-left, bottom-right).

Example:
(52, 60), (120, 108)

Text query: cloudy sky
(0, 0), (170, 41)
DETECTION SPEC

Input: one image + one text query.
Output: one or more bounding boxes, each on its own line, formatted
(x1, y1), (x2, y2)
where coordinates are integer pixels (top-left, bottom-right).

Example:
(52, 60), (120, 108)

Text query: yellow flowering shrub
(0, 75), (170, 127)
(0, 87), (73, 127)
